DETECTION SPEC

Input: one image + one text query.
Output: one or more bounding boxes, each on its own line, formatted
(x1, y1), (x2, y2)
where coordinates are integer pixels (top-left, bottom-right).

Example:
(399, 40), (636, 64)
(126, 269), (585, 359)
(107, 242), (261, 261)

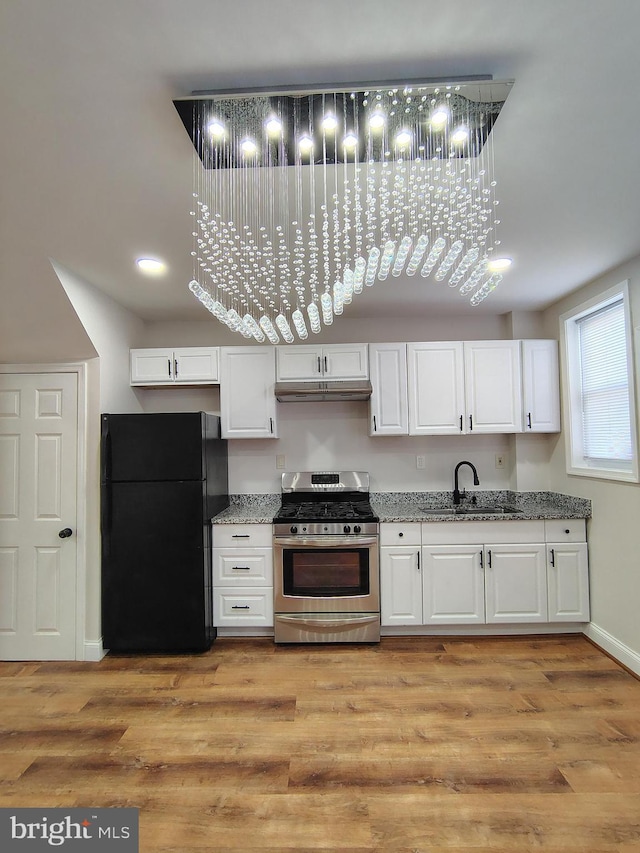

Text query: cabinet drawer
(380, 523), (421, 546)
(545, 519), (586, 542)
(212, 547), (273, 585)
(212, 523), (273, 548)
(213, 588), (274, 626)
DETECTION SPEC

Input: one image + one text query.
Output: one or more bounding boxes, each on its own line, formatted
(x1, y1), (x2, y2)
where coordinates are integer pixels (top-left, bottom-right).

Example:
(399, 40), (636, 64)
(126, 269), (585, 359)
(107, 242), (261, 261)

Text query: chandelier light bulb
(342, 133), (358, 150)
(322, 114), (338, 132)
(207, 119), (225, 138)
(241, 138), (258, 155)
(368, 112), (385, 130)
(430, 106), (449, 127)
(265, 116), (283, 135)
(395, 129), (412, 147)
(298, 135), (313, 153)
(451, 126), (469, 144)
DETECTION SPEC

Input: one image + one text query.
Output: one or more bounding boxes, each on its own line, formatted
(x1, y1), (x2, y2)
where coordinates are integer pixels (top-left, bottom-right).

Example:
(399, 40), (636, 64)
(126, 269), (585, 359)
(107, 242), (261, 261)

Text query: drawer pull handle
(232, 534), (251, 539)
(232, 566), (251, 571)
(231, 605), (251, 610)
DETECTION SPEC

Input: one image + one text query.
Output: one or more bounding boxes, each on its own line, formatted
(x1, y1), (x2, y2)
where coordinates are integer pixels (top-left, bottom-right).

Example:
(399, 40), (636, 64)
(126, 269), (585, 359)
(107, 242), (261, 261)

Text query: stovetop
(274, 499), (378, 524)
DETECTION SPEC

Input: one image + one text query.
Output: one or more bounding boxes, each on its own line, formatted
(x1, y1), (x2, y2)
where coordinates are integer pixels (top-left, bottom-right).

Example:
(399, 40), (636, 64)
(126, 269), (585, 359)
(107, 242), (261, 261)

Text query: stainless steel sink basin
(421, 505), (522, 516)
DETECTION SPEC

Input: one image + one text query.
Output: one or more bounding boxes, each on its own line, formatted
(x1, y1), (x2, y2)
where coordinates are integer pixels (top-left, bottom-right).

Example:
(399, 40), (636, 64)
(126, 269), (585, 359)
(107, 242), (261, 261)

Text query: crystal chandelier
(174, 78), (513, 343)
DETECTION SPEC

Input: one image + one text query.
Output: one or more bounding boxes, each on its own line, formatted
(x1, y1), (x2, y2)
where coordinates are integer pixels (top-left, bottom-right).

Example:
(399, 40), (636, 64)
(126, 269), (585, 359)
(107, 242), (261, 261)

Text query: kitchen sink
(421, 505), (522, 516)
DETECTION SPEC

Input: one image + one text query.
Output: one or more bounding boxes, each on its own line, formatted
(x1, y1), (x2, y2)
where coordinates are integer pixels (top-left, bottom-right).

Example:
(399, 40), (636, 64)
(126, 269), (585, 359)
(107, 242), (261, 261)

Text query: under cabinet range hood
(275, 380), (372, 402)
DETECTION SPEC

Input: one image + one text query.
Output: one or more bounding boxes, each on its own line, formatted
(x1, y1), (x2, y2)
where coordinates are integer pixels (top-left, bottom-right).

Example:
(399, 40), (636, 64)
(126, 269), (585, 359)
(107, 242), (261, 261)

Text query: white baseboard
(584, 623), (640, 677)
(381, 624), (585, 637)
(83, 639), (106, 661)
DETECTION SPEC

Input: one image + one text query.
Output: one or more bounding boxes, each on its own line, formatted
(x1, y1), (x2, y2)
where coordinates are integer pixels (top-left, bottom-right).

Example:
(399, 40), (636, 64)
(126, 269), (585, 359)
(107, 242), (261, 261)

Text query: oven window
(282, 548), (370, 597)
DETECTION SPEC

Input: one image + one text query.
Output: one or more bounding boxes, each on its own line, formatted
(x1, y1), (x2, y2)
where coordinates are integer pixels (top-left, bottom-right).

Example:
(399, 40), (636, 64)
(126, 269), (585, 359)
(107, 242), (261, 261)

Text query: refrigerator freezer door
(101, 412), (208, 483)
(102, 480), (212, 652)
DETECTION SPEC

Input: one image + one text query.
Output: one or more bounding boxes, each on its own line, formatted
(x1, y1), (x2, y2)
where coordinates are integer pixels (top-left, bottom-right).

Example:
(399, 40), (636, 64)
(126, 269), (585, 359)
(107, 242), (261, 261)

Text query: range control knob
(343, 525), (351, 534)
(290, 526), (298, 534)
(354, 525), (362, 534)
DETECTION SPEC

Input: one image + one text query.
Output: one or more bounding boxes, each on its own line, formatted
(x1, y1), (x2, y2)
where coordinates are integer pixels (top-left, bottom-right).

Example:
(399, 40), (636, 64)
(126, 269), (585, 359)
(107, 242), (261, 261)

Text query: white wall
(53, 263), (147, 649)
(542, 256), (640, 670)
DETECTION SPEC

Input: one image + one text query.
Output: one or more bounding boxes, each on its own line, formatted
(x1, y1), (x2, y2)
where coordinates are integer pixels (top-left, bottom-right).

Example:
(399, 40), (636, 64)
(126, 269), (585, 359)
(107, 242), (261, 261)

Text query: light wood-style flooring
(1, 635), (640, 851)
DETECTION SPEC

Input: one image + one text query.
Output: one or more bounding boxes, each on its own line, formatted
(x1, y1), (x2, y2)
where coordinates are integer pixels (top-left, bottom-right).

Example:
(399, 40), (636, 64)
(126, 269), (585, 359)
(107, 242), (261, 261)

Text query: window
(561, 281), (638, 482)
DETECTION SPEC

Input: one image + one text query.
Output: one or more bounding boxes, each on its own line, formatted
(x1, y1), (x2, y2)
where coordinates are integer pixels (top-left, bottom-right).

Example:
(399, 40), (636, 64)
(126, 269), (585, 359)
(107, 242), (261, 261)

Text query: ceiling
(2, 0), (640, 333)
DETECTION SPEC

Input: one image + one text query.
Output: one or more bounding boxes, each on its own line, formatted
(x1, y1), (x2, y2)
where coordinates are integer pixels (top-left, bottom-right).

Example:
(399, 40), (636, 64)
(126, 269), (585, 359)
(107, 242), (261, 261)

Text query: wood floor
(1, 635), (640, 852)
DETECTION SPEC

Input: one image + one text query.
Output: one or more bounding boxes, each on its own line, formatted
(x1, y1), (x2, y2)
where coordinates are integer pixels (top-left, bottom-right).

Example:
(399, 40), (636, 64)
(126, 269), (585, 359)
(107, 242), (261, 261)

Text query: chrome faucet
(453, 460), (480, 505)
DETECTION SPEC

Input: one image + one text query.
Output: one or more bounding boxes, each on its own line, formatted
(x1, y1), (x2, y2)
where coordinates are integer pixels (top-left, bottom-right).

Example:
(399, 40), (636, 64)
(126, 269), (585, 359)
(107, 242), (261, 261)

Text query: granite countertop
(212, 491), (591, 524)
(372, 490), (591, 523)
(212, 494), (280, 524)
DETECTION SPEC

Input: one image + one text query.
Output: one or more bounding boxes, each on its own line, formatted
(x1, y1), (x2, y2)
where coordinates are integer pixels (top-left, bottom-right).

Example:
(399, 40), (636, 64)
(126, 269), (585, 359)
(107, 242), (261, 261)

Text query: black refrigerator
(101, 412), (229, 653)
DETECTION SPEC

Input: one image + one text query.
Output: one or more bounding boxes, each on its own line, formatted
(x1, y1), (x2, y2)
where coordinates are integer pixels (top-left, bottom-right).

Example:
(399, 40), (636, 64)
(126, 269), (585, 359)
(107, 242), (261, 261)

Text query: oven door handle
(276, 614), (379, 628)
(274, 536), (378, 547)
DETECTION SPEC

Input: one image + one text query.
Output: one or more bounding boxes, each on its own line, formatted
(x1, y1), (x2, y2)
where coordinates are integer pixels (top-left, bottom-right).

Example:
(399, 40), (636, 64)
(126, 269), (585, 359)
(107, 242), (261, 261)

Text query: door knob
(58, 528), (73, 539)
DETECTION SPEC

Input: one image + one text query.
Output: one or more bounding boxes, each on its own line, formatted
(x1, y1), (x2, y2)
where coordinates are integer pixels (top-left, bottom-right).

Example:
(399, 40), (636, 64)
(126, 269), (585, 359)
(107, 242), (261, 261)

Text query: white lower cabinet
(212, 523), (273, 628)
(381, 519), (589, 630)
(421, 545), (485, 624)
(484, 543), (548, 623)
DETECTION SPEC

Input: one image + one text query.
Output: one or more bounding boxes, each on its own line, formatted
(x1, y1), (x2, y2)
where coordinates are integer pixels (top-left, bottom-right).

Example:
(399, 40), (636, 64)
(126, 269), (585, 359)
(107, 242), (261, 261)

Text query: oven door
(273, 535), (379, 614)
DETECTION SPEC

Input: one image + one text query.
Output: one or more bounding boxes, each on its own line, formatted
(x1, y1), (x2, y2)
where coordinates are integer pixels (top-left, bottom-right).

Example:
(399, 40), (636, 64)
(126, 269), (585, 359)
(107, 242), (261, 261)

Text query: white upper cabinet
(407, 340), (522, 434)
(220, 347), (278, 439)
(464, 340), (523, 433)
(407, 342), (465, 434)
(130, 347), (219, 386)
(521, 339), (560, 432)
(369, 343), (409, 436)
(276, 344), (368, 381)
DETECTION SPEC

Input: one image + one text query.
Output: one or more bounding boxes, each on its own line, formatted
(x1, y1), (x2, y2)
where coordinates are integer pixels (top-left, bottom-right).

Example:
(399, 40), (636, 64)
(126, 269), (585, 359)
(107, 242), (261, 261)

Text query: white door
(220, 347), (278, 438)
(521, 339), (560, 432)
(0, 372), (78, 660)
(173, 348), (219, 384)
(547, 543), (590, 621)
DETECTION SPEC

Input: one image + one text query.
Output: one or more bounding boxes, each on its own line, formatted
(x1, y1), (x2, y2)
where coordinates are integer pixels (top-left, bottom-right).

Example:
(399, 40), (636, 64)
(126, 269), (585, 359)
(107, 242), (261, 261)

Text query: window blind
(577, 299), (632, 462)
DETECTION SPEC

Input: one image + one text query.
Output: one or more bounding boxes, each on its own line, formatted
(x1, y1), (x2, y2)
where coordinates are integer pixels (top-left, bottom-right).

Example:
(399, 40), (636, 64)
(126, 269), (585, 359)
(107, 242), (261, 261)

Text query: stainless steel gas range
(273, 472), (380, 644)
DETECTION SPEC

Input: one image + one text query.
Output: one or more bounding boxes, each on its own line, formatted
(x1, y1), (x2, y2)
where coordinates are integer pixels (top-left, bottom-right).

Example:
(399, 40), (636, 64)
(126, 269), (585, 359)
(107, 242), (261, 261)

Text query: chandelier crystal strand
(470, 273), (503, 305)
(184, 80), (512, 338)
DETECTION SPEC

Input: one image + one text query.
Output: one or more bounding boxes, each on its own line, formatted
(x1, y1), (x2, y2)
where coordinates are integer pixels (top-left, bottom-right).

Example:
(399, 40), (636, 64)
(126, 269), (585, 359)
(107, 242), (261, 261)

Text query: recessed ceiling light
(136, 257), (166, 275)
(207, 119), (225, 138)
(265, 116), (282, 135)
(487, 257), (513, 272)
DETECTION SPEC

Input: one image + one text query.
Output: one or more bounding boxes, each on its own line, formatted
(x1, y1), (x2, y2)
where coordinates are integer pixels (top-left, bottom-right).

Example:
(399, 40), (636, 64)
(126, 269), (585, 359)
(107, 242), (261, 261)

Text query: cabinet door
(369, 343), (408, 436)
(407, 342), (465, 434)
(174, 348), (219, 384)
(485, 543), (547, 622)
(380, 547), (422, 626)
(276, 345), (323, 380)
(464, 341), (523, 433)
(130, 348), (173, 385)
(547, 543), (589, 621)
(422, 545), (485, 624)
(220, 347), (278, 438)
(521, 340), (560, 432)
(323, 344), (369, 379)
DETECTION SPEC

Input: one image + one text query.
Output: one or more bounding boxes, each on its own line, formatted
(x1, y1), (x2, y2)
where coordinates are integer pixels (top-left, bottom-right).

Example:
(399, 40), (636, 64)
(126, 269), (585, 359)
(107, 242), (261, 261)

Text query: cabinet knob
(565, 528), (570, 534)
(398, 532), (404, 538)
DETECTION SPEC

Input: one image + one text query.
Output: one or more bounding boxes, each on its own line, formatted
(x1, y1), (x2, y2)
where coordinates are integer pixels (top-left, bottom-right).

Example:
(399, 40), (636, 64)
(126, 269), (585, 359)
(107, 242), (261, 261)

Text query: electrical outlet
(276, 454), (286, 470)
(416, 455), (426, 470)
(495, 454), (505, 469)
